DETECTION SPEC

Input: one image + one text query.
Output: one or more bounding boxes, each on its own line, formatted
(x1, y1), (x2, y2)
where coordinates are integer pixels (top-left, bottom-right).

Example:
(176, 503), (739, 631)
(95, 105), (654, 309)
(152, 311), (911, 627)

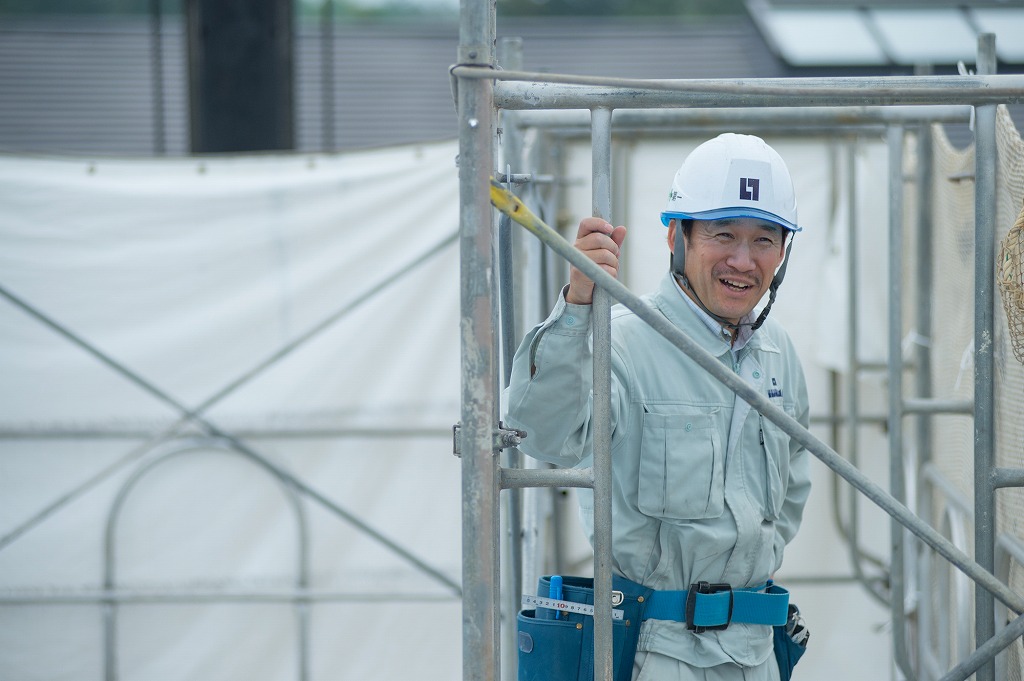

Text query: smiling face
(669, 217), (787, 325)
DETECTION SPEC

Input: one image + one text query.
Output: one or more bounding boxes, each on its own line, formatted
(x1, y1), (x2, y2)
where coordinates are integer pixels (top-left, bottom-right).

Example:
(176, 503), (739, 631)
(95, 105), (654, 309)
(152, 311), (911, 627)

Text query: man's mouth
(721, 278), (754, 291)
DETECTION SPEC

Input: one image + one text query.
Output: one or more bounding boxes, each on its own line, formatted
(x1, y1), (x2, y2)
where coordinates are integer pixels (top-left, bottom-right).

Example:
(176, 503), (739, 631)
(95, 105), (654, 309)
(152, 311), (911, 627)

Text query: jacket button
(684, 423), (693, 432)
(565, 316), (575, 326)
(753, 370), (761, 379)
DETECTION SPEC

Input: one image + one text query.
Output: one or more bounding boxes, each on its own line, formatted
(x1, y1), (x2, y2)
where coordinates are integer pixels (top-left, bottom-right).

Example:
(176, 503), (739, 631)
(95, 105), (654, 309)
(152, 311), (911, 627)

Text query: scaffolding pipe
(914, 117), (937, 681)
(474, 71), (1024, 110)
(901, 398), (973, 415)
(887, 124), (914, 681)
(500, 467), (594, 490)
(497, 34), (526, 681)
(457, 0), (499, 678)
(511, 106), (973, 130)
(992, 468), (1024, 489)
(590, 105), (615, 681)
(498, 196), (522, 681)
(973, 33), (998, 681)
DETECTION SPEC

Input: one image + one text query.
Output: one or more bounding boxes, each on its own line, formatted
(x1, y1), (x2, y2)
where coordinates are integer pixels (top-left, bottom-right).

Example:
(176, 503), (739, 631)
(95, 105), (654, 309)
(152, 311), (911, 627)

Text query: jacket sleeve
(773, 357), (812, 571)
(503, 290), (609, 468)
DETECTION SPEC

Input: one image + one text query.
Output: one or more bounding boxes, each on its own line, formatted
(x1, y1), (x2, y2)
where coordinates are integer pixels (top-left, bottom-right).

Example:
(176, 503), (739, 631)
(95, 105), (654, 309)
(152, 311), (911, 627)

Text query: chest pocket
(760, 411), (793, 521)
(638, 408), (724, 520)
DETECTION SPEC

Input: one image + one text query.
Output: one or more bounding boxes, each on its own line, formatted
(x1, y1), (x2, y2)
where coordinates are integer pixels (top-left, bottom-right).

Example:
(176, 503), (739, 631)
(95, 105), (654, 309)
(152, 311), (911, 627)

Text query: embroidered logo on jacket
(767, 377), (783, 400)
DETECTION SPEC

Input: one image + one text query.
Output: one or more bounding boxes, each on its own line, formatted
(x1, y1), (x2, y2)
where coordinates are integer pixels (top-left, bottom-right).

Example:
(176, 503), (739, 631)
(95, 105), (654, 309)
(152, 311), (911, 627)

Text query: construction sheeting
(0, 141), (464, 680)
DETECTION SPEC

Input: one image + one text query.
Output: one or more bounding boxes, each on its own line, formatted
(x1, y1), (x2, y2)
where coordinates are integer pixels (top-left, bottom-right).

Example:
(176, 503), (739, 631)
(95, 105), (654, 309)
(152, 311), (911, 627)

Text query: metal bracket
(452, 421), (526, 457)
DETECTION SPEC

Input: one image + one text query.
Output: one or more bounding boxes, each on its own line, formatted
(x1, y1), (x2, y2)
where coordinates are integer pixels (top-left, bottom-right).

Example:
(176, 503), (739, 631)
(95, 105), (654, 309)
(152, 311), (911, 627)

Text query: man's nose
(726, 241), (756, 270)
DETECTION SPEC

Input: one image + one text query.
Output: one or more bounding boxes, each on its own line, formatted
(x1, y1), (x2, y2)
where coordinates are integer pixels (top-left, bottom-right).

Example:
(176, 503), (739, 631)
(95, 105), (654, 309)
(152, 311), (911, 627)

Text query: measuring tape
(521, 594), (625, 620)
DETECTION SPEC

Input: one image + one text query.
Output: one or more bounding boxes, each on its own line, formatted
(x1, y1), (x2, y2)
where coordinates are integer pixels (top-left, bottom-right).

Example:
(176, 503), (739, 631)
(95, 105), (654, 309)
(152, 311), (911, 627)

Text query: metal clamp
(452, 421), (526, 457)
(685, 581), (733, 633)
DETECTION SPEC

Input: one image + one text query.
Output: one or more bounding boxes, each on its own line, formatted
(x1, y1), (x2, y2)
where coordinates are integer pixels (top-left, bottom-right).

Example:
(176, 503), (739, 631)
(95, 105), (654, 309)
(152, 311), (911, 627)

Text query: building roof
(748, 0), (1024, 66)
(0, 13), (1019, 156)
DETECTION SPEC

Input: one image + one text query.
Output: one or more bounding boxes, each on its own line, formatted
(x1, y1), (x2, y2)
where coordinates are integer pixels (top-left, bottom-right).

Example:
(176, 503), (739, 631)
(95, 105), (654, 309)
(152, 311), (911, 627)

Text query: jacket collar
(650, 272), (780, 356)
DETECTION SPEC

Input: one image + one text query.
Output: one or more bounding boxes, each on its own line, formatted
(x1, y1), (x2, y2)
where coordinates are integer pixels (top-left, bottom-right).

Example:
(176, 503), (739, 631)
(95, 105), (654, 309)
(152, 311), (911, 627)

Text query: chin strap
(671, 221), (794, 333)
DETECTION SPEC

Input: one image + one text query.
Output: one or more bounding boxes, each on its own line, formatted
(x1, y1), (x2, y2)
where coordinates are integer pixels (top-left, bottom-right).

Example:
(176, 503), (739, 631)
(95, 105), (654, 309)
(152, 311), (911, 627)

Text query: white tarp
(0, 141), (464, 681)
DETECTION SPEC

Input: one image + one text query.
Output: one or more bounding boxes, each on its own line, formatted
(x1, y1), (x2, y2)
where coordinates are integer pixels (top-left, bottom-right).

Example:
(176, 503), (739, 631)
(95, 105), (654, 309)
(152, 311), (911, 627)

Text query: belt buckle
(685, 581), (733, 633)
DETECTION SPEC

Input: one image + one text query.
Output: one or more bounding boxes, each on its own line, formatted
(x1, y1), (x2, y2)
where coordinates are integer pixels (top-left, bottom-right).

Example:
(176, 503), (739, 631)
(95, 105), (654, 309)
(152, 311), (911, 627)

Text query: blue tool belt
(517, 576), (791, 681)
(642, 580), (791, 632)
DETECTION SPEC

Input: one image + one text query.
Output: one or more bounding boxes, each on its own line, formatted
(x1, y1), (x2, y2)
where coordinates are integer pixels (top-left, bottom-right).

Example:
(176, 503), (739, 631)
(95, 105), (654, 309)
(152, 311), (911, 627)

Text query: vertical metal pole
(590, 106), (615, 681)
(887, 124), (915, 681)
(973, 33), (998, 681)
(497, 36), (524, 681)
(845, 140), (865, 585)
(458, 1), (498, 679)
(914, 120), (936, 680)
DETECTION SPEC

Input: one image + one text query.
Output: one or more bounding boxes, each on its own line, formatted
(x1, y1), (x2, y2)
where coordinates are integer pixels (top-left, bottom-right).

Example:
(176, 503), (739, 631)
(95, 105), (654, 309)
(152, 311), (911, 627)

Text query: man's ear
(667, 219), (676, 253)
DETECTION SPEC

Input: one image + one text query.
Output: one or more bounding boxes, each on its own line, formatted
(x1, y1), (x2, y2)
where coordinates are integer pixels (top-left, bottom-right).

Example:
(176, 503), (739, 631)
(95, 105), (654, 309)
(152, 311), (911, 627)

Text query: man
(505, 133), (811, 681)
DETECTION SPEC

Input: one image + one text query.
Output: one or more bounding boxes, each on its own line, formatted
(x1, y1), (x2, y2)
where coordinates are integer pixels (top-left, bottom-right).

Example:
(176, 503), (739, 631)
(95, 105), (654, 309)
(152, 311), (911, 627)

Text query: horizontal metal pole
(512, 106), (973, 130)
(453, 68), (1024, 109)
(992, 467), (1024, 489)
(0, 427), (453, 440)
(857, 361), (890, 372)
(902, 398), (974, 415)
(488, 185), (1024, 616)
(0, 590), (460, 605)
(500, 466), (594, 489)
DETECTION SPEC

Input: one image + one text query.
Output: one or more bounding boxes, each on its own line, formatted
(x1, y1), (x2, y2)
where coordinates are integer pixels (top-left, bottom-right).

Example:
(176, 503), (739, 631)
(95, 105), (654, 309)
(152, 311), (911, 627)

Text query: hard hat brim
(660, 208), (801, 233)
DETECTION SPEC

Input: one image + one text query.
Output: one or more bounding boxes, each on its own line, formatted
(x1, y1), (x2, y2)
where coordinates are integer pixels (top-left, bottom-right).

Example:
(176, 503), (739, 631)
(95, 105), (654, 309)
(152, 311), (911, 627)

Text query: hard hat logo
(740, 177), (760, 201)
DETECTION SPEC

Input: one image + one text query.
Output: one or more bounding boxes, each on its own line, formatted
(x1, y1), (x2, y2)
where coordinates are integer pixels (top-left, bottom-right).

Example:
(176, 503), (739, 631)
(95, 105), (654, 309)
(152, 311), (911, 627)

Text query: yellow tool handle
(489, 178), (545, 233)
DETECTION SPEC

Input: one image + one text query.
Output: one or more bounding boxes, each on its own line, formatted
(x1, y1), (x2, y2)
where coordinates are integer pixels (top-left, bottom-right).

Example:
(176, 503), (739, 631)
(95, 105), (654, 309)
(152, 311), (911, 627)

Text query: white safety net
(0, 141), (464, 681)
(930, 105), (1024, 679)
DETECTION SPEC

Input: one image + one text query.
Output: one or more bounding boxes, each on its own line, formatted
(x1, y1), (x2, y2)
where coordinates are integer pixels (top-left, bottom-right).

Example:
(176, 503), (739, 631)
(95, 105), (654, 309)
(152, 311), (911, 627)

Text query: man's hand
(566, 217), (628, 305)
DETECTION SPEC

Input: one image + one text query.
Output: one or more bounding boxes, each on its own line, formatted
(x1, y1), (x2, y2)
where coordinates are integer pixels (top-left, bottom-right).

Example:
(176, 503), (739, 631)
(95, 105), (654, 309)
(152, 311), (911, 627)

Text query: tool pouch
(772, 603), (808, 681)
(517, 575), (652, 681)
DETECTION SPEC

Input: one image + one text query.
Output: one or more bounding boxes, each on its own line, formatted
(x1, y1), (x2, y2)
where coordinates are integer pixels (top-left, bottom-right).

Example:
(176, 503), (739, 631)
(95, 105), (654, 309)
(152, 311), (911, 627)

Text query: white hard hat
(660, 133), (800, 232)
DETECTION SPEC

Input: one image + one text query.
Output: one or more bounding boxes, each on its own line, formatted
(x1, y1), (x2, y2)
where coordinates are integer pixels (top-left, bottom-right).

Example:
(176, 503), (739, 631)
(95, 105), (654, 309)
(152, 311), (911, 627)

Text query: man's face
(669, 218), (787, 324)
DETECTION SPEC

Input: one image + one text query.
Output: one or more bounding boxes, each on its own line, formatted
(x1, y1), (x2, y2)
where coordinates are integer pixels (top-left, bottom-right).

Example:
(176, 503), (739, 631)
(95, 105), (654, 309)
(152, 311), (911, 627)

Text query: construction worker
(506, 133), (812, 681)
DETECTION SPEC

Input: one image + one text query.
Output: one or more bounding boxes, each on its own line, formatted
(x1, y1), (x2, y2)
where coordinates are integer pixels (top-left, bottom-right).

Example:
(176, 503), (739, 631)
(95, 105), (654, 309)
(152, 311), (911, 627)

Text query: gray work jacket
(505, 272), (811, 668)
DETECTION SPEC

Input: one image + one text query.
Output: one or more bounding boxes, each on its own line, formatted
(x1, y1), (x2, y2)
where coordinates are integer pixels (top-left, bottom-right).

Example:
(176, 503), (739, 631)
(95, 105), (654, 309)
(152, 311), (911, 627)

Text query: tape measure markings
(521, 594), (625, 620)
